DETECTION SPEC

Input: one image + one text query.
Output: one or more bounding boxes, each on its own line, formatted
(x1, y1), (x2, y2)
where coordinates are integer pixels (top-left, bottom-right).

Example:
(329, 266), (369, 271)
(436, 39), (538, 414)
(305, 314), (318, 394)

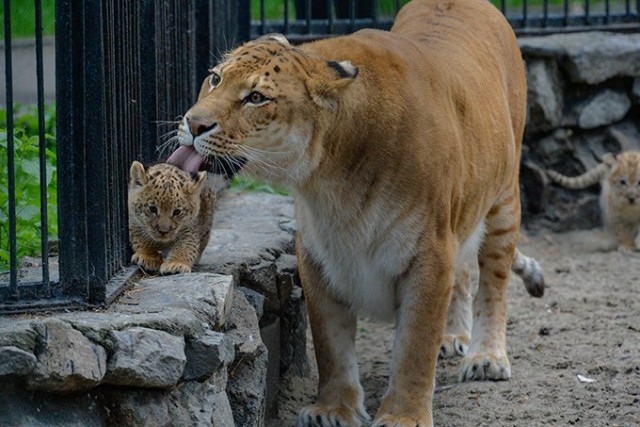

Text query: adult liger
(168, 0), (528, 425)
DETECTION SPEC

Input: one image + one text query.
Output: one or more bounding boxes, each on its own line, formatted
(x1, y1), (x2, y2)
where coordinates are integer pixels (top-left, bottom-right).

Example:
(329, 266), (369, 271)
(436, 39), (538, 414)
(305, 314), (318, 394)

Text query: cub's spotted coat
(547, 151), (640, 251)
(128, 161), (215, 274)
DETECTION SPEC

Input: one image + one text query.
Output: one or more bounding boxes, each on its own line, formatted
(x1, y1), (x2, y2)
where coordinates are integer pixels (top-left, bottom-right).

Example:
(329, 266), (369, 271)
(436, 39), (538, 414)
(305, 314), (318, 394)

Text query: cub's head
(173, 34), (359, 184)
(606, 151), (640, 210)
(128, 161), (207, 242)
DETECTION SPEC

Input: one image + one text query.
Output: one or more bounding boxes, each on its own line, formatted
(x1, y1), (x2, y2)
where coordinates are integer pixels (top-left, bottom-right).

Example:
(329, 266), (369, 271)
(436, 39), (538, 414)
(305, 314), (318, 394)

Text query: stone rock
(183, 330), (235, 381)
(544, 194), (601, 232)
(526, 59), (563, 133)
(519, 32), (640, 84)
(225, 290), (268, 427)
(280, 286), (310, 378)
(0, 345), (37, 377)
(199, 192), (296, 275)
(633, 77), (640, 102)
(227, 345), (268, 427)
(239, 286), (266, 321)
(101, 370), (234, 427)
(0, 382), (104, 427)
(242, 260), (280, 312)
(104, 327), (186, 389)
(276, 254), (299, 309)
(260, 316), (281, 419)
(0, 318), (37, 352)
(27, 319), (107, 392)
(578, 90), (631, 129)
(520, 161), (550, 215)
(111, 273), (235, 331)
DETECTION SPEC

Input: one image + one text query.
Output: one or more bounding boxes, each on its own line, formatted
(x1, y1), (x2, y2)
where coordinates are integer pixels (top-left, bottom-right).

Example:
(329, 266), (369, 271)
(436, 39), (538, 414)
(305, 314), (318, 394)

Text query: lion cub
(128, 161), (215, 274)
(547, 151), (640, 251)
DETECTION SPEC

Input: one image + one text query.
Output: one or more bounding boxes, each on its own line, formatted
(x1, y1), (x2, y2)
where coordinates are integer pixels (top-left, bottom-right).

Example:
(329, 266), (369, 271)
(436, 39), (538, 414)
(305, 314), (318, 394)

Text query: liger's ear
(307, 60), (359, 108)
(254, 33), (290, 46)
(129, 161), (147, 187)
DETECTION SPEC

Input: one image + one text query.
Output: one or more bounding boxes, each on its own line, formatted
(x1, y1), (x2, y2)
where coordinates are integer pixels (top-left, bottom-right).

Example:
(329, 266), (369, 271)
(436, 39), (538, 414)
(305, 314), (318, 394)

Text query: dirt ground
(268, 228), (640, 427)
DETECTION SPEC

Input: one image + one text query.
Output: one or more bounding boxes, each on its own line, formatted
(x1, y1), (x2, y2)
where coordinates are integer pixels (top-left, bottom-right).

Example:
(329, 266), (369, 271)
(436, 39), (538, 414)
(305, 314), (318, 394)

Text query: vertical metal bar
(585, 0), (590, 25)
(305, 0), (311, 33)
(501, 0), (506, 16)
(605, 0), (610, 23)
(3, 0), (18, 293)
(35, 0), (50, 292)
(395, 0), (401, 15)
(284, 0), (290, 33)
(523, 0), (528, 27)
(260, 0), (266, 35)
(56, 0), (90, 300)
(328, 0), (335, 33)
(372, 0), (379, 26)
(563, 0), (569, 26)
(350, 0), (355, 32)
(543, 0), (549, 27)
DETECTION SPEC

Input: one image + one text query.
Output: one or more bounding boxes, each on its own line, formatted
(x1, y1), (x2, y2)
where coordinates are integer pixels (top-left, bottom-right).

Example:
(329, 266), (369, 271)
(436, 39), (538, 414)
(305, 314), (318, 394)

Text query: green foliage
(0, 103), (57, 273)
(0, 0), (56, 39)
(229, 175), (289, 196)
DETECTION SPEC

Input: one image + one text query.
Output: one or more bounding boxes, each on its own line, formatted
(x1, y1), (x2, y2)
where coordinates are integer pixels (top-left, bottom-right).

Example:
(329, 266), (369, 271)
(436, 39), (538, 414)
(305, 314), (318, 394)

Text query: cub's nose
(186, 115), (217, 137)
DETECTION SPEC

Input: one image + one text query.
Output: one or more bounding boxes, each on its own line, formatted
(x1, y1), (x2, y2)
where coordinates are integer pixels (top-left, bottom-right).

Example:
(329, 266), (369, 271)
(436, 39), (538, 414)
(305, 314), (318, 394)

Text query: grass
(0, 103), (57, 273)
(229, 175), (289, 196)
(0, 0), (56, 39)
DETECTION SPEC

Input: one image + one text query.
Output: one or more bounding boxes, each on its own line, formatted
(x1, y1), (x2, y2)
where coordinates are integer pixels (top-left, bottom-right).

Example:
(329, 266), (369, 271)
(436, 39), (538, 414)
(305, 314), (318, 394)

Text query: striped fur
(128, 162), (215, 274)
(172, 0), (528, 425)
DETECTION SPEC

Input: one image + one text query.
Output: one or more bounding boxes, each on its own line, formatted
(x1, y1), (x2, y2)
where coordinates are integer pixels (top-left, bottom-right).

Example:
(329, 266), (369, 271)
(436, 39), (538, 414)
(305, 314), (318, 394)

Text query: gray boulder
(104, 327), (186, 389)
(27, 319), (107, 392)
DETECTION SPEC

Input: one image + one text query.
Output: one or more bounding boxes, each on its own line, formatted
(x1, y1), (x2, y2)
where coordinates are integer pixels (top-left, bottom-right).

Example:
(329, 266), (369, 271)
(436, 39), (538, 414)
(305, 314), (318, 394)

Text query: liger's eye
(172, 209), (182, 217)
(149, 206), (158, 214)
(209, 72), (221, 89)
(244, 91), (268, 105)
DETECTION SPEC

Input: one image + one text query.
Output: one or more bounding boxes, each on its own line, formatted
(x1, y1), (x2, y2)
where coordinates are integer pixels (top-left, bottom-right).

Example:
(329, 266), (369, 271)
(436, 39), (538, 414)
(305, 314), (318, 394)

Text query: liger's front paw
(439, 333), (469, 359)
(296, 403), (369, 427)
(131, 252), (162, 272)
(160, 261), (192, 275)
(459, 351), (511, 382)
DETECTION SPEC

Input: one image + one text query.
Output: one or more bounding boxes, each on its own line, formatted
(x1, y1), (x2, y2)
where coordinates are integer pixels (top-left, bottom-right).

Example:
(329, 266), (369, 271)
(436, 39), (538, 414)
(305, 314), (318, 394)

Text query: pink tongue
(166, 146), (204, 173)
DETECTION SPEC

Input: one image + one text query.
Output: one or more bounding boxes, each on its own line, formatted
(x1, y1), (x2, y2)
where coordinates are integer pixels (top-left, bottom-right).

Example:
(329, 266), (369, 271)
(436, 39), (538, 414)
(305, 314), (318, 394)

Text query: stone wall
(0, 193), (307, 427)
(519, 32), (640, 231)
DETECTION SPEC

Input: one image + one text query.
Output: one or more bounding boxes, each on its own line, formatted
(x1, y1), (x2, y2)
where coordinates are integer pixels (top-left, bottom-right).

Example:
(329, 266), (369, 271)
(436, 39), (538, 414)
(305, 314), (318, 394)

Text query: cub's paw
(131, 252), (162, 272)
(372, 414), (432, 427)
(160, 261), (192, 275)
(439, 333), (469, 359)
(459, 351), (511, 382)
(296, 404), (369, 427)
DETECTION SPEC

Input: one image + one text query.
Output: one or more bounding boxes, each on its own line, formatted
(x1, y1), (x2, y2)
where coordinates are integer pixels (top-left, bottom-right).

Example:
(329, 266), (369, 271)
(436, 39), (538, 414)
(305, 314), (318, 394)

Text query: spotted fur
(128, 161), (215, 274)
(171, 0), (530, 425)
(547, 151), (640, 251)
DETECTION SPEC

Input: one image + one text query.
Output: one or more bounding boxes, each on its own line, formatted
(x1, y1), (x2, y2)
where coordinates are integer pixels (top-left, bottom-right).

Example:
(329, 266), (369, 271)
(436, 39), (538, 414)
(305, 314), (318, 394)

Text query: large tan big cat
(167, 0), (531, 424)
(547, 151), (640, 252)
(128, 162), (215, 274)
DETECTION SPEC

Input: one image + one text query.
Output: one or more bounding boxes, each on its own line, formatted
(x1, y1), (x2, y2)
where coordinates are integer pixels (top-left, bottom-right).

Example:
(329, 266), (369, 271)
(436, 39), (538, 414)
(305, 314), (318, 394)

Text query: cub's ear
(189, 171), (208, 194)
(307, 60), (359, 108)
(129, 161), (147, 187)
(254, 33), (290, 46)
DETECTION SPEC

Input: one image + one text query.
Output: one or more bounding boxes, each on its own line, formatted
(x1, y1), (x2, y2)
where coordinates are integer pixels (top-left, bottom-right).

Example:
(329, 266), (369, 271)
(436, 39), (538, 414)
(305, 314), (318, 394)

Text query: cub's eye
(172, 209), (182, 217)
(209, 72), (221, 89)
(619, 179), (628, 187)
(244, 91), (269, 105)
(149, 206), (158, 214)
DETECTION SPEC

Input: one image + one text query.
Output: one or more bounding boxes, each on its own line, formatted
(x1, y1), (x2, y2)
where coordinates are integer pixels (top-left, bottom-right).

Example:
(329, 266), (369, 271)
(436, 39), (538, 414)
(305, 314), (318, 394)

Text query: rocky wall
(0, 193), (307, 427)
(519, 31), (640, 231)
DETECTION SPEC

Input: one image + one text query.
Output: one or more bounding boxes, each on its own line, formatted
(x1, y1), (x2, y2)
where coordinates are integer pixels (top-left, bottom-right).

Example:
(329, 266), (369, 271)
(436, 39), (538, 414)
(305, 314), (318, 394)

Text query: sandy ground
(268, 228), (640, 426)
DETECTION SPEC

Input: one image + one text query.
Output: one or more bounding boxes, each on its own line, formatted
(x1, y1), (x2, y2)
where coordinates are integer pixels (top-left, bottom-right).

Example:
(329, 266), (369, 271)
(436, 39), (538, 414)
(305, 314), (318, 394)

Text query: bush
(0, 103), (57, 273)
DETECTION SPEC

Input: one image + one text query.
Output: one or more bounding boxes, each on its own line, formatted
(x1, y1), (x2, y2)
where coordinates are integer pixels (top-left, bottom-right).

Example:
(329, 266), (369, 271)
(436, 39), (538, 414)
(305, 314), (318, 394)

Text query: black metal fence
(1, 0), (638, 313)
(252, 0), (640, 40)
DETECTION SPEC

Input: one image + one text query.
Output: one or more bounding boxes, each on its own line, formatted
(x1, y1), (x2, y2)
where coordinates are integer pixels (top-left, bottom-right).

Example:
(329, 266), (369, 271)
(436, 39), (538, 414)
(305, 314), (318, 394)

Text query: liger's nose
(186, 115), (217, 137)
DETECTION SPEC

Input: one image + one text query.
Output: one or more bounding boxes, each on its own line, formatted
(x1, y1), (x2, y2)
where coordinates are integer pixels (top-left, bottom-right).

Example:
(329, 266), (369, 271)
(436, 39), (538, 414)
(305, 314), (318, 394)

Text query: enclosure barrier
(1, 0), (638, 313)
